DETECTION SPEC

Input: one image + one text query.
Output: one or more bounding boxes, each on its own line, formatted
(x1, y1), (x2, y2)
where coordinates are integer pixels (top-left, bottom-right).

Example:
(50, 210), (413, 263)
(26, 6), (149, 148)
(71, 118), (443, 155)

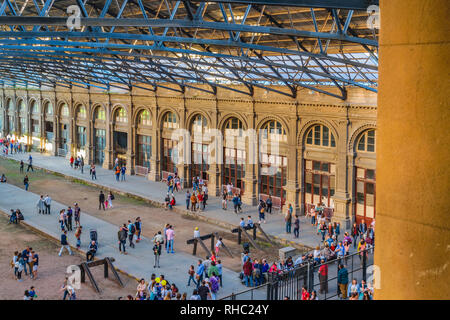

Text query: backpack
(110, 193), (115, 200)
(210, 277), (219, 293)
(253, 267), (261, 278)
(130, 224), (136, 234)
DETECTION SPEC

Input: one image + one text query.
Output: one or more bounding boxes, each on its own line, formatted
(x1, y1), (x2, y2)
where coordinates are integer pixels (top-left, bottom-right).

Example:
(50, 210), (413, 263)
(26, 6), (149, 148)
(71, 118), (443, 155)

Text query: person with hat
(194, 227), (200, 239)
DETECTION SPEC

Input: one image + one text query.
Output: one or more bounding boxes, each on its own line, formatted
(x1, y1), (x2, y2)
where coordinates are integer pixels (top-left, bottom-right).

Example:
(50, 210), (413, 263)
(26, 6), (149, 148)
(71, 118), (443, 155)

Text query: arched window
(191, 114), (207, 134)
(115, 107), (128, 123)
(163, 112), (178, 129)
(77, 105), (87, 119)
(224, 117), (243, 137)
(357, 129), (376, 152)
(31, 101), (40, 114)
(60, 103), (69, 117)
(19, 100), (26, 115)
(261, 120), (287, 143)
(138, 110), (151, 126)
(94, 106), (106, 121)
(45, 102), (53, 115)
(306, 124), (336, 147)
(7, 99), (14, 114)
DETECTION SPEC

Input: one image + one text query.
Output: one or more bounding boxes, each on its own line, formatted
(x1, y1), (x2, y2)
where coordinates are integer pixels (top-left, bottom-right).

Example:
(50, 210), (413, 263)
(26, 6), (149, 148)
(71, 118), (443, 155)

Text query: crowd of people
(11, 246), (39, 282)
(0, 138), (27, 155)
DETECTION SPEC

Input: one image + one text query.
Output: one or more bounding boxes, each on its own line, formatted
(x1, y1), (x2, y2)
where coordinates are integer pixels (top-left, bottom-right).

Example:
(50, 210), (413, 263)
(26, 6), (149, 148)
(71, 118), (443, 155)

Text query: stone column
(103, 102), (112, 170)
(374, 0), (450, 299)
(127, 123), (135, 175)
(332, 119), (351, 229)
(284, 115), (300, 215)
(242, 111), (257, 206)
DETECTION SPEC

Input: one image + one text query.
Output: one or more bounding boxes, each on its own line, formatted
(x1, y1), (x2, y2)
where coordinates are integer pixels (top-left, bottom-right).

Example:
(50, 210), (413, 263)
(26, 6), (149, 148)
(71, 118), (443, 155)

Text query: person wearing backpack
(118, 225), (128, 254)
(127, 220), (136, 248)
(252, 259), (262, 286)
(135, 217), (142, 242)
(209, 273), (220, 300)
(153, 241), (162, 268)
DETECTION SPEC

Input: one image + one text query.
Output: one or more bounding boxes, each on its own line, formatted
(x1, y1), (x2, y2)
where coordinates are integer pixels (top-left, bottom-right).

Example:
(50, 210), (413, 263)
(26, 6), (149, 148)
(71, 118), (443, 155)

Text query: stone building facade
(0, 83), (376, 228)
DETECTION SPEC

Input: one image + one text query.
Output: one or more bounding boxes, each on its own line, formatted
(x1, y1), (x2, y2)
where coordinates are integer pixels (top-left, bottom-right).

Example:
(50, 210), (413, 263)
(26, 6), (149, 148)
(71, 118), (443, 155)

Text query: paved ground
(0, 182), (266, 299)
(5, 152), (344, 250)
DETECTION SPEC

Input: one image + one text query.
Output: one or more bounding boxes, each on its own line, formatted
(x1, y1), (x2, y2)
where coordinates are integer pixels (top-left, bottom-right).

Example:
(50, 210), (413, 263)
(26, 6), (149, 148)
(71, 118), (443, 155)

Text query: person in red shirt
(243, 258), (253, 287)
(197, 193), (203, 211)
(318, 259), (328, 294)
(301, 287), (310, 300)
(69, 156), (74, 168)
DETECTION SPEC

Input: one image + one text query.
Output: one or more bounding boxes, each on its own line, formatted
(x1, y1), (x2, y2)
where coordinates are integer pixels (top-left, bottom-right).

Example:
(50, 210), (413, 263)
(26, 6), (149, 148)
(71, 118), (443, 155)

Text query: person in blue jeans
(185, 190), (191, 210)
(243, 258), (254, 287)
(195, 260), (204, 288)
(187, 265), (197, 287)
(121, 166), (126, 181)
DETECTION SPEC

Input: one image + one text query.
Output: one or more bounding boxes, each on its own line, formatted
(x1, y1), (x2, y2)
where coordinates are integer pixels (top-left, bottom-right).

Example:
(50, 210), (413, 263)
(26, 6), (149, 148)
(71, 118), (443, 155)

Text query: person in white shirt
(194, 227), (200, 238)
(44, 195), (51, 214)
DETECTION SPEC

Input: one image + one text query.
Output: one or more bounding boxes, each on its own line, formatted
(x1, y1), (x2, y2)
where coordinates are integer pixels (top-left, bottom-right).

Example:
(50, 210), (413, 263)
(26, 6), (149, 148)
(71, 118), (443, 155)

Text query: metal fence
(221, 247), (374, 300)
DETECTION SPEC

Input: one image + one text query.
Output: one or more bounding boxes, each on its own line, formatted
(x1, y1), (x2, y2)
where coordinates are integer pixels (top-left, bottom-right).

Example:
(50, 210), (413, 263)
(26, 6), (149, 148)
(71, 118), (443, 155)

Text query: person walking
(293, 215), (300, 238)
(75, 226), (82, 249)
(153, 241), (162, 268)
(190, 193), (197, 212)
(36, 195), (45, 214)
(69, 156), (74, 168)
(23, 175), (30, 191)
(58, 231), (72, 256)
(44, 195), (51, 214)
(98, 191), (105, 210)
(27, 155), (34, 172)
(337, 264), (349, 299)
(285, 204), (293, 234)
(15, 253), (24, 282)
(90, 164), (96, 180)
(187, 265), (197, 287)
(195, 260), (204, 288)
(127, 220), (136, 248)
(73, 203), (81, 228)
(118, 225), (127, 254)
(107, 191), (114, 208)
(166, 225), (175, 254)
(20, 160), (24, 173)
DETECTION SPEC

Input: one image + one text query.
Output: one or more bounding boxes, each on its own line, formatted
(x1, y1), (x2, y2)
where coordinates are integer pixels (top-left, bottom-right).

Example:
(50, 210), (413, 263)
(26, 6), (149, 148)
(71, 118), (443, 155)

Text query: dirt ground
(0, 158), (282, 275)
(0, 214), (139, 300)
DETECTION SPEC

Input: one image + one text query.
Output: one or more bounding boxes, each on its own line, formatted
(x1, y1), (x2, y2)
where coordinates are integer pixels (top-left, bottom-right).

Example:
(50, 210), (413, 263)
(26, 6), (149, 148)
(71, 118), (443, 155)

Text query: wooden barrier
(79, 257), (123, 293)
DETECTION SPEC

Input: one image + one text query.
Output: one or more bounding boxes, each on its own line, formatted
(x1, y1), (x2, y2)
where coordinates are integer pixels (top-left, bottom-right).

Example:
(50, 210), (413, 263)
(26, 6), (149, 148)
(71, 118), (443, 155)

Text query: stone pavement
(5, 152), (340, 250)
(0, 182), (266, 299)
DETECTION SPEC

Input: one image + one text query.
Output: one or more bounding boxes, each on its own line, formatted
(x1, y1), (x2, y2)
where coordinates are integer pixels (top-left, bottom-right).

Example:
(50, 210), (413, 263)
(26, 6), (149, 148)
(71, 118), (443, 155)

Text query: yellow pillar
(375, 0), (450, 299)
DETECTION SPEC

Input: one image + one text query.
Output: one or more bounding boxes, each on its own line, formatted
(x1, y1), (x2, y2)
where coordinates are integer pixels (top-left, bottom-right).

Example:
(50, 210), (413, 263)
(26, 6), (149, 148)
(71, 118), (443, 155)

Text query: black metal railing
(221, 246), (374, 300)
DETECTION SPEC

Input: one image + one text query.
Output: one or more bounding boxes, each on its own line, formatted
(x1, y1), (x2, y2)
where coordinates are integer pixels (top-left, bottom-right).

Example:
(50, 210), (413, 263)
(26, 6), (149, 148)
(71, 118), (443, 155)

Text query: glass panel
(358, 135), (366, 151)
(306, 160), (312, 170)
(314, 126), (320, 145)
(322, 126), (329, 146)
(357, 168), (365, 179)
(330, 134), (336, 147)
(313, 161), (321, 171)
(366, 169), (375, 180)
(322, 162), (329, 172)
(306, 130), (313, 144)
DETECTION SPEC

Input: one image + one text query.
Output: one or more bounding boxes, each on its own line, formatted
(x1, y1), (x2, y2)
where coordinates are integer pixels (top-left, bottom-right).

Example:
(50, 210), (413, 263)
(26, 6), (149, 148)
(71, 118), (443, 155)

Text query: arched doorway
(75, 104), (88, 157)
(112, 107), (128, 166)
(190, 114), (209, 184)
(18, 100), (27, 139)
(93, 106), (106, 165)
(58, 103), (70, 156)
(6, 98), (15, 136)
(160, 111), (179, 178)
(222, 117), (246, 194)
(303, 124), (337, 216)
(135, 109), (152, 175)
(30, 100), (41, 151)
(259, 120), (288, 208)
(43, 101), (54, 151)
(353, 129), (376, 224)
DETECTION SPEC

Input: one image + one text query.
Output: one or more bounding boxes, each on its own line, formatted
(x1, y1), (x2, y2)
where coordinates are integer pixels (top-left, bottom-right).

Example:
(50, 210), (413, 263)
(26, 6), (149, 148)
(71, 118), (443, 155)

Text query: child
(215, 237), (222, 257)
